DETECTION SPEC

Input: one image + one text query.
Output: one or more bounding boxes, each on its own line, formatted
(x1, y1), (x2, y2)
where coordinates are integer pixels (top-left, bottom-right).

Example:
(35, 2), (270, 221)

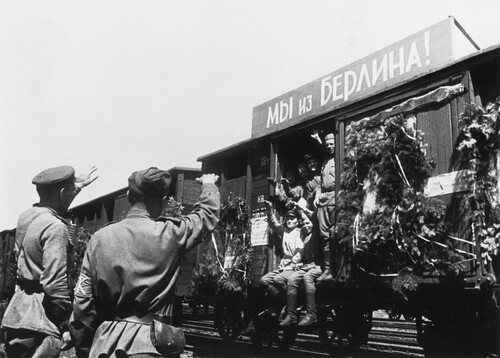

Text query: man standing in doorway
(314, 133), (336, 282)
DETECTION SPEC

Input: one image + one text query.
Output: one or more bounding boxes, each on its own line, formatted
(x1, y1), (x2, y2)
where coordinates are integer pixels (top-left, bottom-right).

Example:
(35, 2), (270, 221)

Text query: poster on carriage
(250, 216), (269, 246)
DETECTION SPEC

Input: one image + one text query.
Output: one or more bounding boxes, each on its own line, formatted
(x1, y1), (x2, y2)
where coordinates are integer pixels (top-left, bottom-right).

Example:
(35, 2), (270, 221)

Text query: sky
(1, 0), (499, 230)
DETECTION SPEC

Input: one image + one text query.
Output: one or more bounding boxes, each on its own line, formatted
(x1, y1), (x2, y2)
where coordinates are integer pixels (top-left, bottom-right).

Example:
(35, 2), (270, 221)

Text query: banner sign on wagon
(251, 17), (478, 139)
(250, 216), (269, 246)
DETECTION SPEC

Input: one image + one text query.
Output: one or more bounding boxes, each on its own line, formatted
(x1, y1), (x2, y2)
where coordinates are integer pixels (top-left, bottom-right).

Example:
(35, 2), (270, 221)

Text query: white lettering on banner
(357, 63), (371, 92)
(320, 35), (430, 107)
(406, 42), (422, 72)
(320, 74), (343, 105)
(267, 97), (293, 128)
(298, 95), (313, 115)
(372, 54), (388, 86)
(332, 73), (343, 101)
(424, 31), (431, 65)
(389, 47), (405, 78)
(344, 70), (357, 101)
(252, 19), (470, 139)
(320, 76), (332, 106)
(267, 103), (279, 127)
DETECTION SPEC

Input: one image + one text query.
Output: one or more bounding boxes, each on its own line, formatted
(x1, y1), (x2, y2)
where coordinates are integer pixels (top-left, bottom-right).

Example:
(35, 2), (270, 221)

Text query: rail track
(181, 307), (424, 358)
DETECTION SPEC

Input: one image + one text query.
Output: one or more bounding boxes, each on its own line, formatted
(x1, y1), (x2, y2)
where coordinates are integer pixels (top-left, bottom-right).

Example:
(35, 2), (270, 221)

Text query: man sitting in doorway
(258, 200), (311, 324)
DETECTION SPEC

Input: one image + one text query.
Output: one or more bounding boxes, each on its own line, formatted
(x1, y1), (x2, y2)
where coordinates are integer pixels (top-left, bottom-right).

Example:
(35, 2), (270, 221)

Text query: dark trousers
(4, 328), (61, 358)
(316, 204), (335, 252)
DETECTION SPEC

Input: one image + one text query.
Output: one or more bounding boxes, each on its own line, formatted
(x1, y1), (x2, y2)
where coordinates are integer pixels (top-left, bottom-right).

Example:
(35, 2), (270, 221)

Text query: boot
(298, 314), (317, 326)
(280, 293), (297, 327)
(258, 285), (282, 317)
(317, 250), (333, 282)
(298, 292), (317, 326)
(280, 314), (297, 326)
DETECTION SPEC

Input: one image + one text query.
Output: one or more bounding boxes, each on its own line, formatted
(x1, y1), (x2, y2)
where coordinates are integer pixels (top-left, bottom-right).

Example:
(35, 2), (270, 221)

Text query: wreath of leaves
(192, 195), (253, 297)
(337, 95), (500, 288)
(336, 112), (466, 283)
(456, 96), (500, 268)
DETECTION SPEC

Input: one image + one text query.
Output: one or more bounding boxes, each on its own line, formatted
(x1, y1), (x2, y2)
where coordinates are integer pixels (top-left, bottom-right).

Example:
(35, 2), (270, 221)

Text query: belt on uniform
(115, 313), (172, 325)
(18, 280), (43, 294)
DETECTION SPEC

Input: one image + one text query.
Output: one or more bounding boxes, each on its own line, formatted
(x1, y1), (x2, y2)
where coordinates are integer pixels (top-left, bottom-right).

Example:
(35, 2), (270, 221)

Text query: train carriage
(197, 17), (500, 356)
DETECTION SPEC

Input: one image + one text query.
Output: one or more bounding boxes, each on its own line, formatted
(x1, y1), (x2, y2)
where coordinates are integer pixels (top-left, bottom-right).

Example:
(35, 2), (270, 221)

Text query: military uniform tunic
(317, 156), (336, 251)
(70, 183), (220, 358)
(1, 206), (72, 337)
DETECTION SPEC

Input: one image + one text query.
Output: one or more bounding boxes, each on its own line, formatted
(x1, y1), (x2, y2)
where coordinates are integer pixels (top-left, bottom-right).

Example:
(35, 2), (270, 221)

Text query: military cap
(324, 133), (335, 141)
(32, 165), (76, 186)
(128, 167), (171, 197)
(304, 153), (316, 161)
(285, 210), (297, 218)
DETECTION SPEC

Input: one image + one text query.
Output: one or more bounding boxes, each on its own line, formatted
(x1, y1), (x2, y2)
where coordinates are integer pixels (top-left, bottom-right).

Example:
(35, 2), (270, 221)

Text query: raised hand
(75, 166), (99, 189)
(196, 173), (219, 185)
(267, 177), (277, 186)
(311, 128), (322, 144)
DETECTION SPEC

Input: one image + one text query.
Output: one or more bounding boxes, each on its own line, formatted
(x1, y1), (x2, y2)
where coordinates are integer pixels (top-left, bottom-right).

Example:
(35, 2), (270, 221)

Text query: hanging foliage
(68, 227), (93, 295)
(337, 112), (449, 276)
(162, 196), (185, 217)
(192, 195), (253, 298)
(456, 96), (500, 270)
(336, 109), (480, 298)
(337, 94), (500, 291)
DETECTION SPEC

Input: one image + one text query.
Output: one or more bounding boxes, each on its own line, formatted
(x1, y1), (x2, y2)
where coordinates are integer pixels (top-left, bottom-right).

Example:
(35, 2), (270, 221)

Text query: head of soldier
(127, 167), (172, 218)
(304, 154), (319, 173)
(284, 170), (298, 186)
(297, 163), (309, 181)
(32, 166), (81, 215)
(324, 133), (335, 157)
(284, 210), (298, 230)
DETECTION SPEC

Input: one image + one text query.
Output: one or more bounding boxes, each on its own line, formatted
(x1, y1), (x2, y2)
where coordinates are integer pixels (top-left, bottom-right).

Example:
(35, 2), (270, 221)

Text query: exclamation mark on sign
(424, 31), (430, 65)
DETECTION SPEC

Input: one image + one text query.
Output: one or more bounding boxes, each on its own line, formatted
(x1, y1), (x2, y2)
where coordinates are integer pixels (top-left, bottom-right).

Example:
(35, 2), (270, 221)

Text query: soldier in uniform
(1, 165), (98, 358)
(303, 154), (321, 210)
(69, 168), (220, 358)
(259, 200), (311, 326)
(314, 133), (336, 282)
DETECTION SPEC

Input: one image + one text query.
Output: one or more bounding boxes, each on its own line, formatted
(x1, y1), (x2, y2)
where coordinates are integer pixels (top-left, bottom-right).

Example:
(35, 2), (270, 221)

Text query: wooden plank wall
(112, 194), (130, 221)
(416, 74), (473, 175)
(250, 174), (268, 208)
(176, 173), (202, 208)
(251, 245), (267, 287)
(176, 249), (197, 297)
(220, 177), (246, 204)
(182, 179), (201, 206)
(416, 104), (454, 176)
(0, 230), (16, 304)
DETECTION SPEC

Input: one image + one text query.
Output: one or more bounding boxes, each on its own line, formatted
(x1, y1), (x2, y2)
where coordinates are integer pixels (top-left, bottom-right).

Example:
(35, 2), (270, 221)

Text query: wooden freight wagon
(198, 17), (500, 355)
(0, 229), (16, 319)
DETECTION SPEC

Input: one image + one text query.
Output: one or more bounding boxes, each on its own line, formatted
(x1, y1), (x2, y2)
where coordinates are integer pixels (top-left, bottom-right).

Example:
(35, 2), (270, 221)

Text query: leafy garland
(336, 111), (470, 282)
(192, 195), (253, 297)
(456, 97), (500, 270)
(68, 227), (93, 295)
